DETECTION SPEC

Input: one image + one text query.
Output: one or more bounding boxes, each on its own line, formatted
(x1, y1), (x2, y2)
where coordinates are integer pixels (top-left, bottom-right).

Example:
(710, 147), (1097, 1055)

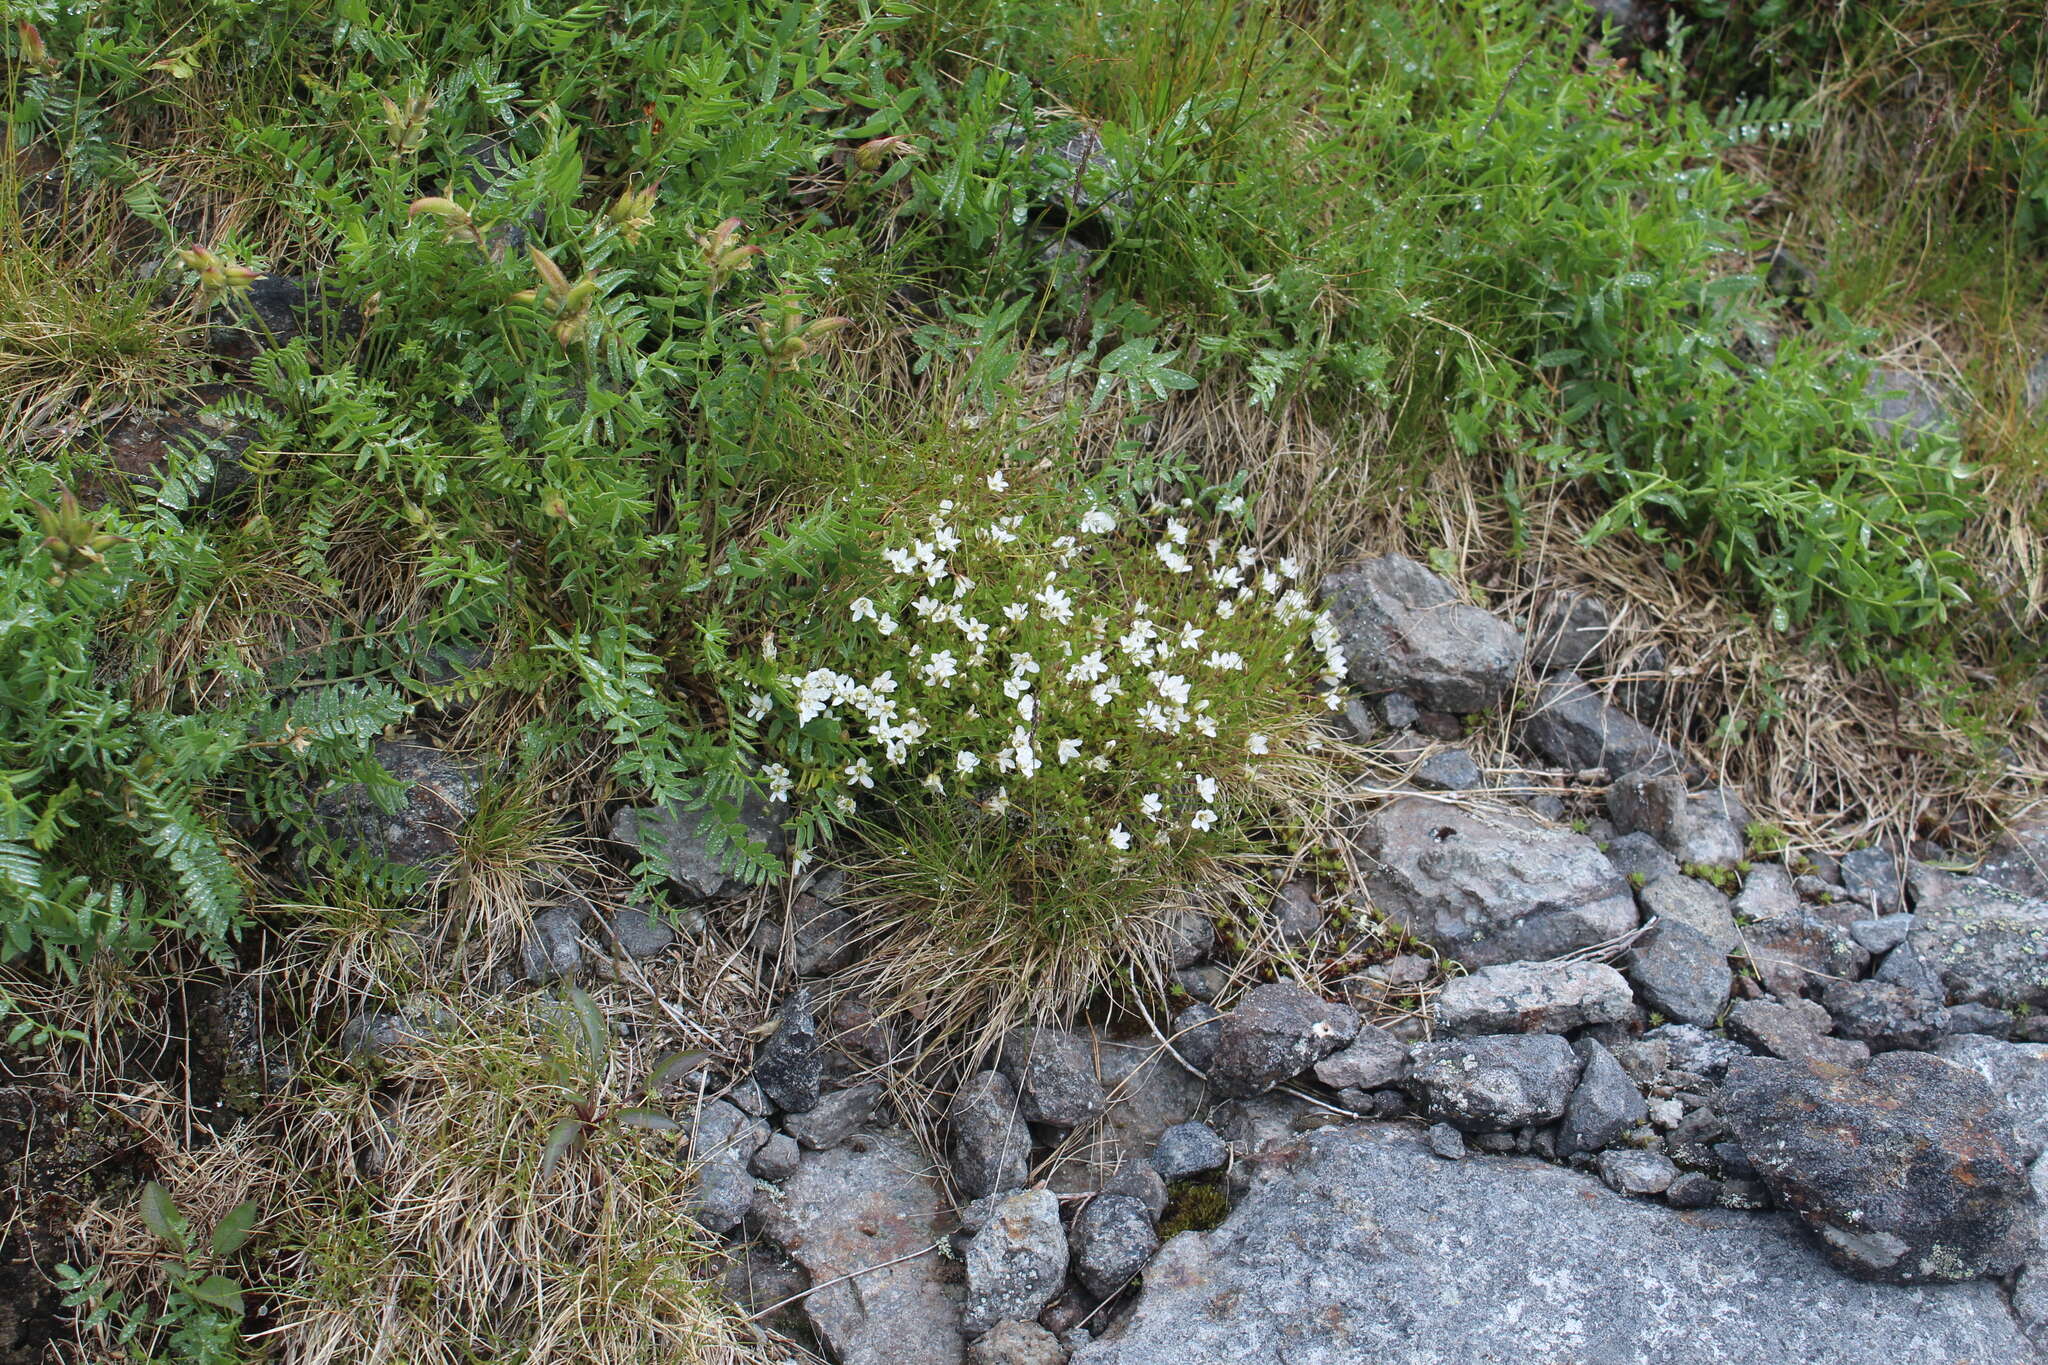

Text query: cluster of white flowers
(742, 477), (1343, 855)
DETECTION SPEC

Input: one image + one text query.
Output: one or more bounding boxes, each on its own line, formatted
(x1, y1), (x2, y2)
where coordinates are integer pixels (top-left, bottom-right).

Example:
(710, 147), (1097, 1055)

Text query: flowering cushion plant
(732, 451), (1347, 945)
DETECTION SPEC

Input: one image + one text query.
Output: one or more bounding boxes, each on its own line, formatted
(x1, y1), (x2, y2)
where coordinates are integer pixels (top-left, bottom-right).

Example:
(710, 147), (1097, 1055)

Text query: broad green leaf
(209, 1201), (258, 1257)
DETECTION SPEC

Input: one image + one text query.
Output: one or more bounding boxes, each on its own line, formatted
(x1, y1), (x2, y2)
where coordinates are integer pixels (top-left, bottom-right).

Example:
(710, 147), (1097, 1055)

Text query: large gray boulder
(1723, 1052), (2038, 1283)
(755, 1129), (964, 1364)
(1519, 677), (1680, 777)
(1905, 874), (2048, 1009)
(1068, 1123), (2038, 1365)
(1320, 556), (1523, 713)
(1356, 798), (1637, 966)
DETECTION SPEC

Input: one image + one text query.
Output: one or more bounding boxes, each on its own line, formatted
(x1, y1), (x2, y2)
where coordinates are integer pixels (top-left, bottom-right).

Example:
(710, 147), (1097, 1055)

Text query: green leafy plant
(537, 985), (702, 1180)
(56, 1183), (258, 1365)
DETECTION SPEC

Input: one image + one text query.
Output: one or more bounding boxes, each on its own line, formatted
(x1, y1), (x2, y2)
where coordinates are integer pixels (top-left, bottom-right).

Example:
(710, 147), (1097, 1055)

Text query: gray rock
(1850, 914), (1915, 955)
(1171, 963), (1227, 1003)
(1413, 748), (1484, 792)
(688, 1155), (758, 1233)
(1638, 875), (1739, 954)
(1605, 831), (1679, 885)
(950, 1070), (1034, 1198)
(1740, 907), (1870, 1000)
(1356, 798), (1638, 966)
(999, 1027), (1109, 1127)
(1943, 1002), (2014, 1038)
(1044, 1033), (1207, 1193)
(1320, 556), (1524, 713)
(1731, 862), (1800, 922)
(692, 1098), (771, 1164)
(1864, 366), (1953, 448)
(310, 739), (486, 875)
(2020, 1266), (2048, 1354)
(1976, 816), (2048, 899)
(1208, 984), (1358, 1099)
(1626, 920), (1731, 1027)
(1262, 880), (1323, 943)
(1874, 940), (1945, 997)
(1644, 1022), (1752, 1086)
(1150, 1121), (1228, 1181)
(1067, 1123), (2038, 1365)
(1333, 695), (1383, 745)
(1935, 1034), (2048, 1162)
(600, 904), (676, 959)
(750, 1132), (802, 1181)
(964, 1188), (1068, 1334)
(1608, 773), (1747, 867)
(1822, 979), (1950, 1052)
(609, 787), (786, 902)
(1162, 907), (1215, 969)
(1841, 847), (1903, 913)
(969, 1320), (1067, 1365)
(1599, 1149), (1678, 1196)
(755, 1128), (965, 1364)
(1726, 998), (1868, 1066)
(1525, 590), (1612, 675)
(521, 905), (586, 983)
(785, 1082), (884, 1150)
(1378, 691), (1421, 730)
(1425, 1122), (1467, 1159)
(1167, 1004), (1222, 1073)
(718, 1242), (810, 1325)
(1431, 959), (1633, 1036)
(749, 889), (859, 976)
(1559, 1039), (1648, 1156)
(1102, 1163), (1168, 1221)
(754, 993), (824, 1113)
(1310, 1024), (1407, 1090)
(1519, 677), (1680, 778)
(1070, 1193), (1159, 1298)
(1405, 1034), (1581, 1132)
(1665, 1171), (1720, 1209)
(1723, 1052), (2038, 1283)
(338, 1009), (441, 1060)
(1905, 875), (2048, 1008)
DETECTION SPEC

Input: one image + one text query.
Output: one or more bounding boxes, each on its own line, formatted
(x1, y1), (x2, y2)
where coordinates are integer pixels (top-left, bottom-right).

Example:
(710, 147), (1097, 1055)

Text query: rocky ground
(316, 551), (2048, 1364)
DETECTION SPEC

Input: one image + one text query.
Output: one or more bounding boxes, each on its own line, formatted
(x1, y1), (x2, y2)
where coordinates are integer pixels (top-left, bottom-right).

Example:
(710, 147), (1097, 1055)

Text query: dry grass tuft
(75, 998), (767, 1365)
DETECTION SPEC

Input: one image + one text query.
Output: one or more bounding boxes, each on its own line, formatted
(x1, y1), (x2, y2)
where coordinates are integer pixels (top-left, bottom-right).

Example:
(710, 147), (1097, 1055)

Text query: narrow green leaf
(209, 1201), (258, 1257)
(539, 1116), (585, 1181)
(138, 1181), (188, 1252)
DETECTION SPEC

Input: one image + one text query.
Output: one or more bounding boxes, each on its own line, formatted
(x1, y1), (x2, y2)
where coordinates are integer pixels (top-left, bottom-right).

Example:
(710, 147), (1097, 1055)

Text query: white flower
(1189, 808), (1217, 832)
(1259, 570), (1281, 594)
(1156, 542), (1192, 574)
(986, 470), (1009, 492)
(876, 613), (898, 636)
(1011, 729), (1040, 779)
(845, 758), (874, 789)
(1210, 565), (1244, 591)
(986, 786), (1011, 815)
(1178, 623), (1204, 650)
(850, 596), (877, 622)
(922, 771), (945, 793)
(1148, 671), (1192, 706)
(882, 547), (916, 574)
(1056, 737), (1082, 765)
(956, 750), (980, 774)
(1195, 774), (1219, 803)
(1279, 556), (1301, 579)
(834, 792), (857, 816)
(1140, 792), (1164, 821)
(1166, 517), (1190, 546)
(1066, 651), (1109, 684)
(1004, 601), (1030, 622)
(1090, 677), (1123, 708)
(745, 691), (774, 721)
(1275, 588), (1311, 623)
(763, 764), (793, 803)
(1035, 583), (1075, 624)
(1079, 507), (1116, 535)
(1248, 733), (1270, 755)
(932, 524), (962, 553)
(1216, 598), (1238, 619)
(921, 650), (959, 686)
(1086, 753), (1112, 773)
(1107, 824), (1132, 851)
(1204, 650), (1245, 672)
(1017, 694), (1036, 722)
(1219, 494), (1246, 515)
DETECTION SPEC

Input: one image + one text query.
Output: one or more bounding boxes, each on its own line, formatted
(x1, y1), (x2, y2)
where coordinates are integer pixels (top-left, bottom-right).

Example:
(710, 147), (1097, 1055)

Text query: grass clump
(733, 423), (1351, 1010)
